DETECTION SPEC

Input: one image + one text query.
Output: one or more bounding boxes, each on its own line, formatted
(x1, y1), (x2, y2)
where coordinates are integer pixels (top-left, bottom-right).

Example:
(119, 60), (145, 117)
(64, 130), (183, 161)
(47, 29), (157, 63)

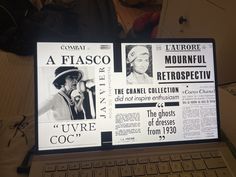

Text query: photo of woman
(126, 45), (153, 84)
(38, 66), (96, 121)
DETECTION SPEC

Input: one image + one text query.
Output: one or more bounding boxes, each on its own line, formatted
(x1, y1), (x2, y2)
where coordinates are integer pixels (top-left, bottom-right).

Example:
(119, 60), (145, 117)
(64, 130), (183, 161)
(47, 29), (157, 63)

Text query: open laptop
(30, 38), (236, 177)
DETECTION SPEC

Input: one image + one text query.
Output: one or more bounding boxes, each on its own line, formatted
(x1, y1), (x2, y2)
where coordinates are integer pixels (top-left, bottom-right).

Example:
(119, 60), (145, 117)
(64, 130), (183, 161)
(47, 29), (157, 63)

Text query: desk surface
(0, 115), (34, 177)
(0, 50), (34, 177)
(219, 87), (236, 150)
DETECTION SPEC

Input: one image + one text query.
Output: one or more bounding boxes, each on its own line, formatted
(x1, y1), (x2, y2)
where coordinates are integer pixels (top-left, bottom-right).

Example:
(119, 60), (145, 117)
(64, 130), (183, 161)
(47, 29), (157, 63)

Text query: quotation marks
(159, 135), (165, 140)
(76, 134), (81, 137)
(53, 124), (59, 129)
(156, 103), (164, 108)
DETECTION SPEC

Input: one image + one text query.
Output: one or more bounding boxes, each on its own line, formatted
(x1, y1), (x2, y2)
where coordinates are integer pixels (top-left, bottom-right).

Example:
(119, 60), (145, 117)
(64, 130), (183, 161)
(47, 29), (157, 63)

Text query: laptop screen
(36, 39), (219, 151)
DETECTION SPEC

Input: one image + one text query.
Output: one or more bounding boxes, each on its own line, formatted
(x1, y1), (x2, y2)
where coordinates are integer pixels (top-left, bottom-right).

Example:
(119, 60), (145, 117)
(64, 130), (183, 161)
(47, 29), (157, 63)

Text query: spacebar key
(205, 158), (226, 169)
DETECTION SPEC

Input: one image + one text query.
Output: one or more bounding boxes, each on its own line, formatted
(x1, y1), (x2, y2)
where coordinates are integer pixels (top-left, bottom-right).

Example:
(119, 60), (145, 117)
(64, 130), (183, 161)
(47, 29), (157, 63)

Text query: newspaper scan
(37, 43), (114, 150)
(112, 42), (218, 145)
(37, 42), (218, 150)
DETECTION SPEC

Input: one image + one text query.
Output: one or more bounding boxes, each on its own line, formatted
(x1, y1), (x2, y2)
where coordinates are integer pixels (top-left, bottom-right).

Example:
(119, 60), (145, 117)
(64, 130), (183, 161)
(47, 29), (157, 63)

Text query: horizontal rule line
(165, 65), (207, 68)
(165, 102), (179, 106)
(115, 103), (156, 108)
(166, 50), (201, 52)
(158, 81), (214, 84)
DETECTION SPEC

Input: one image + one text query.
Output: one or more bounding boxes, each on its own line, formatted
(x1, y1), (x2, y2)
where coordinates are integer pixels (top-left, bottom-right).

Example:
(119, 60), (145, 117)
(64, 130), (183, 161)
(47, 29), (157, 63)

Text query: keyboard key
(168, 174), (179, 177)
(93, 161), (103, 168)
(94, 167), (106, 177)
(182, 160), (194, 171)
(192, 171), (204, 177)
(80, 170), (93, 177)
(57, 164), (68, 171)
(211, 151), (221, 158)
(54, 171), (67, 177)
(216, 168), (233, 177)
(45, 164), (56, 172)
(133, 164), (146, 176)
(68, 162), (80, 170)
(43, 172), (54, 177)
(145, 163), (158, 175)
(160, 155), (170, 162)
(191, 153), (201, 159)
(128, 158), (137, 165)
(193, 159), (206, 170)
(149, 156), (159, 163)
(67, 170), (79, 177)
(158, 162), (171, 174)
(117, 159), (127, 166)
(204, 170), (217, 177)
(107, 167), (119, 177)
(170, 161), (182, 172)
(171, 154), (181, 161)
(120, 165), (132, 177)
(205, 158), (226, 169)
(180, 172), (192, 177)
(138, 157), (149, 164)
(81, 162), (92, 169)
(105, 160), (115, 167)
(181, 154), (191, 160)
(201, 152), (212, 158)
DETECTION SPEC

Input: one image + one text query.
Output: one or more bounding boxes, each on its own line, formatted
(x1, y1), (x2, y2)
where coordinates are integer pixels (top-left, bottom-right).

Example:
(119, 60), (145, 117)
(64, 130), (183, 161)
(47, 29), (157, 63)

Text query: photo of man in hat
(126, 45), (153, 84)
(38, 66), (86, 121)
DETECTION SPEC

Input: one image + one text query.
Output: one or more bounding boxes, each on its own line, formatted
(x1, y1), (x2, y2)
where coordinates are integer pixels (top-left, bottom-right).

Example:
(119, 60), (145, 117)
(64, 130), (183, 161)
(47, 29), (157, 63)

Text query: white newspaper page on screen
(37, 43), (114, 150)
(111, 42), (218, 145)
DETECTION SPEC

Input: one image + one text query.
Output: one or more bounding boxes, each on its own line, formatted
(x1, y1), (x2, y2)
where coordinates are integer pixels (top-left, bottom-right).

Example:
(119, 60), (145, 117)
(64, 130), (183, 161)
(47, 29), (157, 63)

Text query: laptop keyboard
(42, 150), (232, 177)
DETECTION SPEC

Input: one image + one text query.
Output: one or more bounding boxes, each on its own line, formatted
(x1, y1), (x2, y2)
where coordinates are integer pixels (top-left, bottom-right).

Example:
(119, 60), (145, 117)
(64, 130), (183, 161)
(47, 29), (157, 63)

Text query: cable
(17, 145), (36, 174)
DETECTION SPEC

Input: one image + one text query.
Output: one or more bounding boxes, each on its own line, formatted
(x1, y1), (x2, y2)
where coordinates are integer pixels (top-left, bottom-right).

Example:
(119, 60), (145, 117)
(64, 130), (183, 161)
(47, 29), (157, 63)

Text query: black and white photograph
(38, 66), (96, 122)
(126, 45), (153, 85)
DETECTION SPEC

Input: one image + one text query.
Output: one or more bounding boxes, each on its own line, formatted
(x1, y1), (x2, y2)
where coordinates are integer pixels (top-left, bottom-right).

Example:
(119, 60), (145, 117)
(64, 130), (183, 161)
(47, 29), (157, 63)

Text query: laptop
(30, 38), (236, 177)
